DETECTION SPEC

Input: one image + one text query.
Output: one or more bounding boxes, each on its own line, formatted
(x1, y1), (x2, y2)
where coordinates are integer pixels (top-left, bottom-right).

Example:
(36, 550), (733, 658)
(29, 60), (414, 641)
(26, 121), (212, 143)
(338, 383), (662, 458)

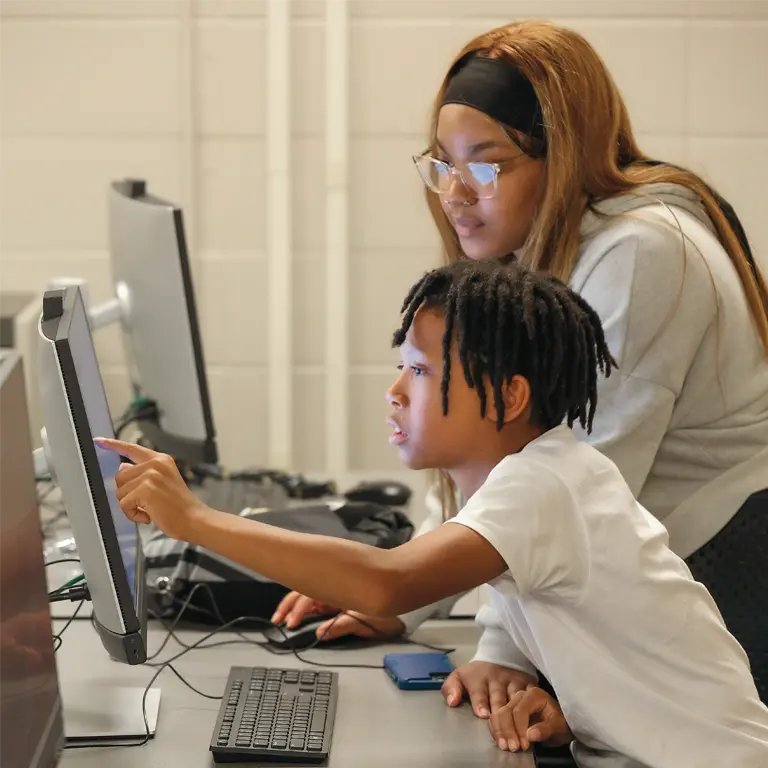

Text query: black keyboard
(195, 479), (288, 514)
(210, 666), (338, 764)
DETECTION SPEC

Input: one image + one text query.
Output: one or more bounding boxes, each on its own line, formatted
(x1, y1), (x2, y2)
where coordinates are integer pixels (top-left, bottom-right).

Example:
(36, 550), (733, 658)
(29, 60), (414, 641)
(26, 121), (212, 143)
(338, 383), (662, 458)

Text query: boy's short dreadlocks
(391, 259), (617, 433)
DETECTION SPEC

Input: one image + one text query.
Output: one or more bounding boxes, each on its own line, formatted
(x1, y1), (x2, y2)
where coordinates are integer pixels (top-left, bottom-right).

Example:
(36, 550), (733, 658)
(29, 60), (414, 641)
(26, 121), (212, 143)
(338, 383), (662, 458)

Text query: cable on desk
(52, 599), (85, 653)
(50, 573), (86, 594)
(163, 662), (223, 700)
(146, 582), (265, 661)
(57, 584), (461, 752)
(63, 614), (261, 751)
(149, 583), (454, 670)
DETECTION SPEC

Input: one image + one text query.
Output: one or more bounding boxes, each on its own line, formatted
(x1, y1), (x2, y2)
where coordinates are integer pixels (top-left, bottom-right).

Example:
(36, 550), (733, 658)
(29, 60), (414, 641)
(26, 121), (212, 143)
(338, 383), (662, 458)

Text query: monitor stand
(62, 684), (161, 746)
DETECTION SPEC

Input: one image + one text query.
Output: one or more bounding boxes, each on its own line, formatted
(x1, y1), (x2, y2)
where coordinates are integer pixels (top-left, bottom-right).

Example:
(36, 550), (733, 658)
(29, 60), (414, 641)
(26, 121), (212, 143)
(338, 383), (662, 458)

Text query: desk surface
(55, 618), (534, 768)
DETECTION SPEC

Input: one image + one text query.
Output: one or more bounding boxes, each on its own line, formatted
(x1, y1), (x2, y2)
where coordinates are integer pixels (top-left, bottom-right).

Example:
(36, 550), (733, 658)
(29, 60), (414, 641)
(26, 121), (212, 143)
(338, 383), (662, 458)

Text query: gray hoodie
(401, 183), (768, 652)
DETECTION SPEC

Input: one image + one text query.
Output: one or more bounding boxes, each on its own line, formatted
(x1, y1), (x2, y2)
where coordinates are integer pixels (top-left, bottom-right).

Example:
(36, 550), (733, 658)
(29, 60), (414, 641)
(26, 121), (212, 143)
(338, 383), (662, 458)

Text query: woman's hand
(441, 661), (537, 718)
(488, 685), (573, 752)
(271, 592), (405, 641)
(96, 438), (212, 541)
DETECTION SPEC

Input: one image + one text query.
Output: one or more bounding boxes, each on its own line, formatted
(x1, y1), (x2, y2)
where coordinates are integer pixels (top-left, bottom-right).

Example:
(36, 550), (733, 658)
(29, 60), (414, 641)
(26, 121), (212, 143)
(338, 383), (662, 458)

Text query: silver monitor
(36, 286), (148, 665)
(106, 179), (217, 464)
(0, 351), (65, 768)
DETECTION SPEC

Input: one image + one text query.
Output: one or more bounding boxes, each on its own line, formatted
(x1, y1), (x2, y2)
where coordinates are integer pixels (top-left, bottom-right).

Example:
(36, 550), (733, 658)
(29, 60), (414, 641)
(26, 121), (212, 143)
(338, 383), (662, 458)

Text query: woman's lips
(452, 216), (483, 237)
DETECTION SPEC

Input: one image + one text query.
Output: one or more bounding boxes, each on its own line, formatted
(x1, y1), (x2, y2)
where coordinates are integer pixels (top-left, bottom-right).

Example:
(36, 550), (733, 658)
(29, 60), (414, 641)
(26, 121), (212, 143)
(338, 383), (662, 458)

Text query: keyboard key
(311, 711), (327, 733)
(271, 740), (287, 749)
(290, 739), (305, 750)
(253, 739), (269, 748)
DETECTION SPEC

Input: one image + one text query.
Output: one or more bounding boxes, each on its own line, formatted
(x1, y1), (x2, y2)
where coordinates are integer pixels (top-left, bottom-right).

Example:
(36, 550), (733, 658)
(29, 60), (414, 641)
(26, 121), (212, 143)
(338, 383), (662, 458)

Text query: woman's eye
(396, 364), (404, 371)
(411, 366), (426, 376)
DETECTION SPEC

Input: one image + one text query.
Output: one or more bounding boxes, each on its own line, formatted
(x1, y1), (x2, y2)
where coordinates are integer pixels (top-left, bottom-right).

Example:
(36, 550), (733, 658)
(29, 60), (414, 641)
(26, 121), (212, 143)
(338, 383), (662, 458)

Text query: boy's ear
(484, 375), (531, 425)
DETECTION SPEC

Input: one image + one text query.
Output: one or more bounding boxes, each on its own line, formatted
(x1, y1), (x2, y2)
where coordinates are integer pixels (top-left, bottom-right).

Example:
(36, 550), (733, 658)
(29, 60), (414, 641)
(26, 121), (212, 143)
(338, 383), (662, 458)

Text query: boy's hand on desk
(315, 611), (405, 641)
(272, 592), (337, 629)
(441, 661), (537, 718)
(488, 685), (573, 753)
(96, 438), (211, 541)
(271, 592), (405, 640)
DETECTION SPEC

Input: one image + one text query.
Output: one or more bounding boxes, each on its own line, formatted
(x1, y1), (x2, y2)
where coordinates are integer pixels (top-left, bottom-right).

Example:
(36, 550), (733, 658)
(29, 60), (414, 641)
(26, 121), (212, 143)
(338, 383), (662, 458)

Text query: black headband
(442, 53), (546, 147)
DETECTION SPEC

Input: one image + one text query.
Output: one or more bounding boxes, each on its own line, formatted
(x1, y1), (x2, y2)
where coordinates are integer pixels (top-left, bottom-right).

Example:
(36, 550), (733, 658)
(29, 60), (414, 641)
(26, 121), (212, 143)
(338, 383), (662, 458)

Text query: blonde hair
(428, 20), (768, 518)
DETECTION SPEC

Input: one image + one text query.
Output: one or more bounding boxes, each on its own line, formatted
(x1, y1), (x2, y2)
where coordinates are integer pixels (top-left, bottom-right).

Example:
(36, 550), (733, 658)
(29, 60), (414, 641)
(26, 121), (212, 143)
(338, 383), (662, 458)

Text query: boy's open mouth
(387, 420), (408, 446)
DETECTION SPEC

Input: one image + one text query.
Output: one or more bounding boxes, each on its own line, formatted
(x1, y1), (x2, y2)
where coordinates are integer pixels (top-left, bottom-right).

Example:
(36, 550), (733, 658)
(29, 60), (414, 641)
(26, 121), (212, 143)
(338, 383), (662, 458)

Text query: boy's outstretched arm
(98, 439), (508, 617)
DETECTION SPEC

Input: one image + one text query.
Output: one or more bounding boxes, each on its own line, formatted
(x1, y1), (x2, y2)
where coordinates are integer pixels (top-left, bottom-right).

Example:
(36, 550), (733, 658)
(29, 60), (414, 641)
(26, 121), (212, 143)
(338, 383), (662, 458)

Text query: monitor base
(63, 684), (161, 746)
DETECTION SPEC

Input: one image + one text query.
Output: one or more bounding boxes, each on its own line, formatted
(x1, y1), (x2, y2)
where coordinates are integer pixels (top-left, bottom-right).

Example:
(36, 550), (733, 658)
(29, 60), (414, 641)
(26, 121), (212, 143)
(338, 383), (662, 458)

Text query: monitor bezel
(39, 287), (147, 665)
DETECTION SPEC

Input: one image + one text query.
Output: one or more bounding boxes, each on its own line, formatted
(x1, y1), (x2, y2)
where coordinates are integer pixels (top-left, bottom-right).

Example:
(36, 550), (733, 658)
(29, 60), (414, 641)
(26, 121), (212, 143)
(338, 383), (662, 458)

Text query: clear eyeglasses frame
(412, 153), (525, 200)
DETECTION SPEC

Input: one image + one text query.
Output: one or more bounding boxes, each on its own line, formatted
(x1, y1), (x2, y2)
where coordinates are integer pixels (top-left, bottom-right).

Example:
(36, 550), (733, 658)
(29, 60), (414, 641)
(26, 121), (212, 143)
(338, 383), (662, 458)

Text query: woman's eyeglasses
(412, 153), (524, 200)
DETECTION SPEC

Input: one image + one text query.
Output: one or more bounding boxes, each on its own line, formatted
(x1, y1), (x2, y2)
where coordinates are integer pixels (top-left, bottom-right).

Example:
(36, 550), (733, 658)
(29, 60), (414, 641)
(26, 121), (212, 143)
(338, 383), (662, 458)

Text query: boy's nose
(386, 385), (405, 409)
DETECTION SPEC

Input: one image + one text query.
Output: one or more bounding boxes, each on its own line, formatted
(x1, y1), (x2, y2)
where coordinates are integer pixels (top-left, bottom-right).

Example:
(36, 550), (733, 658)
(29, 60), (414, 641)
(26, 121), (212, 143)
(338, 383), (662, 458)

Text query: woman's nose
(443, 167), (474, 206)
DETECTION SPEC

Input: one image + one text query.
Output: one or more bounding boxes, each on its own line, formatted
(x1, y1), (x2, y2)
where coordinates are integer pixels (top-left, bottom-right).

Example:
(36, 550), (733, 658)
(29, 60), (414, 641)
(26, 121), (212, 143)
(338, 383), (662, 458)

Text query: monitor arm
(47, 277), (131, 332)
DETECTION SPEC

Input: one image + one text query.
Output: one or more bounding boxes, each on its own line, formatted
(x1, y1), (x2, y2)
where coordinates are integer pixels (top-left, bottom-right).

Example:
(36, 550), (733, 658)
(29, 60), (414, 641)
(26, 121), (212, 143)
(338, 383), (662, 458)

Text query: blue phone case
(383, 652), (454, 690)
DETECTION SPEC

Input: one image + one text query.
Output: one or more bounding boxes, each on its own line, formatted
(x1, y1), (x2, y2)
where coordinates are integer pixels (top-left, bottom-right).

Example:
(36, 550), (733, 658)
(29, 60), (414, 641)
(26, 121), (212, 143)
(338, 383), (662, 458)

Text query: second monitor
(55, 179), (218, 466)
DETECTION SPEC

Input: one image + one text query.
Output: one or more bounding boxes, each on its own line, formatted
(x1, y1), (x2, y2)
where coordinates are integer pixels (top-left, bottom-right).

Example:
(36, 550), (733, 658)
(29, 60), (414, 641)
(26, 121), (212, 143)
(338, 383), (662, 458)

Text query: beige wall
(2, 0), (767, 500)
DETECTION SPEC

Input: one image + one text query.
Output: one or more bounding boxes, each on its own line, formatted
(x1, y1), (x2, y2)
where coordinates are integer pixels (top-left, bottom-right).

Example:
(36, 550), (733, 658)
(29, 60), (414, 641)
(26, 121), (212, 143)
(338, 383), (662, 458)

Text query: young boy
(101, 260), (768, 767)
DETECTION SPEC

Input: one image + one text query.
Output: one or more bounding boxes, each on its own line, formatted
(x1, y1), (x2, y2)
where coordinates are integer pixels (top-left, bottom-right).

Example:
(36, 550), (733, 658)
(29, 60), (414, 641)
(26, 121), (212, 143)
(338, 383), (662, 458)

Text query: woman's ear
(484, 375), (531, 425)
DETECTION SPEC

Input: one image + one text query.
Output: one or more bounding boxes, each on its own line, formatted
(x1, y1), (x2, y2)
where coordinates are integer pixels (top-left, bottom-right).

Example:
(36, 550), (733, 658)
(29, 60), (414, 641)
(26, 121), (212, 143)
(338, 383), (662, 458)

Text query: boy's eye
(410, 366), (426, 377)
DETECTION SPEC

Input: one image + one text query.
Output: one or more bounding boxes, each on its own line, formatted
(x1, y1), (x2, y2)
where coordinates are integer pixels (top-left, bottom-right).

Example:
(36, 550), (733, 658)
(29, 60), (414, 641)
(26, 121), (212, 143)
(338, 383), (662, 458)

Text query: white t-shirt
(449, 426), (768, 768)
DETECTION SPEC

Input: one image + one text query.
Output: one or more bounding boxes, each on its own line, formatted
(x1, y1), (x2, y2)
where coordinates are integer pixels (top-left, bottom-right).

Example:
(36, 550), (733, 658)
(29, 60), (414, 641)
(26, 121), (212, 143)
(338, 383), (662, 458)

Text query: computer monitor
(54, 178), (217, 466)
(36, 285), (148, 665)
(36, 286), (162, 744)
(0, 351), (65, 768)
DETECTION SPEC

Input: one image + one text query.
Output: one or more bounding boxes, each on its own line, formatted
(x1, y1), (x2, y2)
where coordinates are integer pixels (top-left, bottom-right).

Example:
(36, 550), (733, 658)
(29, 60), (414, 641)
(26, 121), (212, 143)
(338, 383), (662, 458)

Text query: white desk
(55, 618), (534, 767)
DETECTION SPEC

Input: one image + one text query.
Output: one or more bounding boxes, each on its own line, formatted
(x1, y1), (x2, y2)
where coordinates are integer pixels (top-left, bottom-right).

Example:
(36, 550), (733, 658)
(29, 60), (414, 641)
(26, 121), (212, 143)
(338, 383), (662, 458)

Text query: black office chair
(686, 488), (768, 702)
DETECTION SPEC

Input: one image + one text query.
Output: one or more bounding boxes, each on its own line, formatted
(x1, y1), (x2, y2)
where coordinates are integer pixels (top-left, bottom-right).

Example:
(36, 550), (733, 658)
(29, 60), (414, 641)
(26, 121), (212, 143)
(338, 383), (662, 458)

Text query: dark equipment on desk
(344, 479), (412, 507)
(189, 467), (339, 512)
(209, 666), (338, 764)
(145, 501), (414, 624)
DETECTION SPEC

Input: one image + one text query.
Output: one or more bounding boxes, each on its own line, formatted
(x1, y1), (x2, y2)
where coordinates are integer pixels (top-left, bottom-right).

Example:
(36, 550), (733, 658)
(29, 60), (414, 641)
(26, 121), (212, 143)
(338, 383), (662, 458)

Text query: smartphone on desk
(383, 652), (454, 690)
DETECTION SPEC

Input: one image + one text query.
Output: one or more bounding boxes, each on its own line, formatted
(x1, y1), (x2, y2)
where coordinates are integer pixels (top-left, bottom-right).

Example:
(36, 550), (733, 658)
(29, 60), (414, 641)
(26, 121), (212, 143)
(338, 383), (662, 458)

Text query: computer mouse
(262, 612), (351, 650)
(263, 619), (334, 650)
(344, 480), (412, 507)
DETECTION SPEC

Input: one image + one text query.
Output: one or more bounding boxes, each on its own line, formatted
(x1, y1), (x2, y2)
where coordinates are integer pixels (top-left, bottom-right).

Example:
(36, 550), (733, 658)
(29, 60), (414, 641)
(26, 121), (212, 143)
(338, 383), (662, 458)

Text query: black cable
(150, 584), (453, 670)
(146, 583), (262, 661)
(60, 587), (458, 751)
(52, 599), (85, 653)
(44, 557), (81, 569)
(48, 584), (91, 604)
(115, 415), (144, 440)
(339, 612), (456, 655)
(114, 402), (159, 439)
(65, 613), (306, 751)
(163, 662), (223, 700)
(145, 589), (384, 670)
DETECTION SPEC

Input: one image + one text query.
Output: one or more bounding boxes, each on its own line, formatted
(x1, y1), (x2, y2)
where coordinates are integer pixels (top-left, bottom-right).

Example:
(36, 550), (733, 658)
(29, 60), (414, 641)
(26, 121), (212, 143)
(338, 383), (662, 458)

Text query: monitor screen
(66, 285), (138, 608)
(38, 287), (147, 664)
(94, 439), (136, 604)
